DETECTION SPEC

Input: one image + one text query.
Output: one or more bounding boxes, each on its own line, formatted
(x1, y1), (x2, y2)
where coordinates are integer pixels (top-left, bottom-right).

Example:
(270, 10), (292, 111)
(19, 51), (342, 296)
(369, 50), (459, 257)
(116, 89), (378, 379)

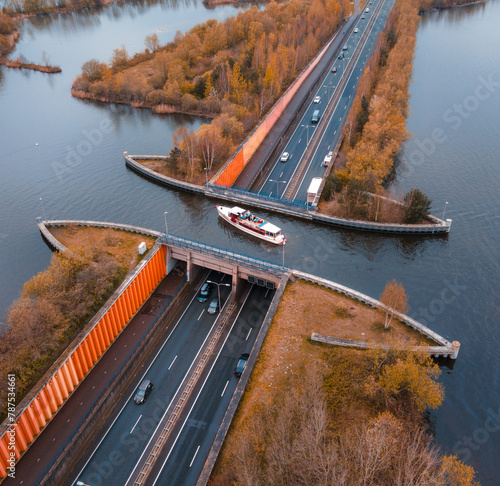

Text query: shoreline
(124, 153), (452, 235)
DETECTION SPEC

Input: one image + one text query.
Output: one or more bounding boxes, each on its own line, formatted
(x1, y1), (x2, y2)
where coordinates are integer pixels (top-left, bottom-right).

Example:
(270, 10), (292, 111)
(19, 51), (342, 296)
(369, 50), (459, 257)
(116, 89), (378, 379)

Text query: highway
(70, 273), (273, 486)
(148, 284), (274, 486)
(257, 0), (395, 202)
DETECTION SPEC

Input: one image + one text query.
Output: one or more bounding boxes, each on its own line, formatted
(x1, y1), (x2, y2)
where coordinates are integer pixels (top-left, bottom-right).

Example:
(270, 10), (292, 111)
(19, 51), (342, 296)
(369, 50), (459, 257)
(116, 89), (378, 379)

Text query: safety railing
(160, 233), (288, 276)
(34, 278), (187, 485)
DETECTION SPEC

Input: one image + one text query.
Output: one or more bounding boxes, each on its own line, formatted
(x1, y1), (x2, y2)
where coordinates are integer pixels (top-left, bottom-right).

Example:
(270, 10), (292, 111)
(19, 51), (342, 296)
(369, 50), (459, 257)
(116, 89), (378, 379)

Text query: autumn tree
(144, 32), (159, 52)
(379, 279), (409, 329)
(196, 124), (224, 173)
(110, 45), (129, 69)
(81, 59), (108, 82)
(173, 126), (199, 181)
(373, 352), (444, 412)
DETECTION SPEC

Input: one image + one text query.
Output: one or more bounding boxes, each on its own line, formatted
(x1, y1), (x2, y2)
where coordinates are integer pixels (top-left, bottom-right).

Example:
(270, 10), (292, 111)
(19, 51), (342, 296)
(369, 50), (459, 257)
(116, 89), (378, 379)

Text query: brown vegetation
(73, 0), (350, 181)
(0, 248), (124, 419)
(0, 227), (153, 419)
(3, 0), (107, 16)
(210, 279), (479, 486)
(0, 12), (18, 57)
(48, 225), (157, 272)
(320, 0), (466, 222)
(0, 57), (61, 72)
(379, 279), (409, 329)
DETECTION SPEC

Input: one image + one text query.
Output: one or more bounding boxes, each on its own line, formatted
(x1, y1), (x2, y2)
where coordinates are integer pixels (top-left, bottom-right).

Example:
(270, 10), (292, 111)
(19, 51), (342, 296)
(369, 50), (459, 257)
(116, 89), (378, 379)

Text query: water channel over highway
(0, 0), (499, 483)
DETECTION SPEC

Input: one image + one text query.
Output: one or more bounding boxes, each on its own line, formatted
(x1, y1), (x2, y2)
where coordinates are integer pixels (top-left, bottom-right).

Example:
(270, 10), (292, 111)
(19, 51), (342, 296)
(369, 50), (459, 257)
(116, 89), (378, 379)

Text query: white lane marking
(130, 415), (142, 434)
(189, 445), (200, 467)
(72, 273), (210, 486)
(334, 130), (337, 135)
(151, 285), (254, 485)
(197, 309), (205, 321)
(168, 355), (177, 370)
(298, 138), (302, 143)
(245, 328), (252, 341)
(269, 191), (273, 196)
(279, 172), (283, 177)
(221, 380), (229, 397)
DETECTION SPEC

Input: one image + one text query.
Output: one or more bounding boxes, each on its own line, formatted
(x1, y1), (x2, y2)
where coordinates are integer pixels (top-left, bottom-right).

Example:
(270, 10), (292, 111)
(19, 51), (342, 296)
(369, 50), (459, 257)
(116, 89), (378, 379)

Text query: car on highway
(197, 282), (213, 303)
(234, 353), (249, 377)
(322, 151), (333, 167)
(338, 53), (344, 59)
(134, 379), (153, 405)
(207, 298), (219, 314)
(343, 45), (348, 50)
(313, 96), (321, 104)
(354, 27), (359, 33)
(280, 152), (290, 162)
(361, 15), (365, 19)
(365, 7), (370, 12)
(331, 66), (337, 73)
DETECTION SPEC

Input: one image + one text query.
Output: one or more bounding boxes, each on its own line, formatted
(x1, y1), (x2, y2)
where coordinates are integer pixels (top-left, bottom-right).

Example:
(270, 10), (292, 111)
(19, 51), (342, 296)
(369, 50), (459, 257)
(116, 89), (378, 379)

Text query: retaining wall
(212, 31), (340, 188)
(293, 271), (460, 359)
(196, 273), (290, 486)
(0, 227), (168, 478)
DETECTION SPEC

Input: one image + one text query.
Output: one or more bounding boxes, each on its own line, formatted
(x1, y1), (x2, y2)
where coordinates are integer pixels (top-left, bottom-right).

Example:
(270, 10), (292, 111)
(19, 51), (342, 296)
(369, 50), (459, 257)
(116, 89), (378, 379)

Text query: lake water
(0, 0), (499, 483)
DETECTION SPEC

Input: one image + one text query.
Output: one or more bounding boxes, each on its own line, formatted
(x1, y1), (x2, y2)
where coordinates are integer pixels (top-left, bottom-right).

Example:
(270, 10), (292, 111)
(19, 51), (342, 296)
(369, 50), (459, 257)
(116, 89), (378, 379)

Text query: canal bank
(0, 219), (459, 482)
(125, 153), (452, 234)
(0, 0), (499, 483)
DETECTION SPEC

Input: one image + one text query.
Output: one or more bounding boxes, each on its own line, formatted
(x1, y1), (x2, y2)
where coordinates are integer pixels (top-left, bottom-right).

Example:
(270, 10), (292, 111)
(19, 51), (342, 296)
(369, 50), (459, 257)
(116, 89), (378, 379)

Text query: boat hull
(217, 206), (285, 245)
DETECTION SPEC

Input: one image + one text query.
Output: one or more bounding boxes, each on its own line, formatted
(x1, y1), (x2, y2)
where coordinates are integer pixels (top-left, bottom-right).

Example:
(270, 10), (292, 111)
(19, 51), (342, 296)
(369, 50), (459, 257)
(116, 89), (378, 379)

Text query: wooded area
(210, 278), (479, 485)
(72, 0), (350, 181)
(0, 248), (124, 419)
(2, 0), (105, 15)
(212, 349), (478, 486)
(321, 0), (467, 222)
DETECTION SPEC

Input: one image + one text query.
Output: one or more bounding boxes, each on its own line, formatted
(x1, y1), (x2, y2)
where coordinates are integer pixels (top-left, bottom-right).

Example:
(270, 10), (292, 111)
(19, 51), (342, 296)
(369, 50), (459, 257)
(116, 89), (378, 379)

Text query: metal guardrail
(209, 184), (307, 209)
(160, 233), (288, 276)
(34, 278), (187, 485)
(133, 296), (236, 485)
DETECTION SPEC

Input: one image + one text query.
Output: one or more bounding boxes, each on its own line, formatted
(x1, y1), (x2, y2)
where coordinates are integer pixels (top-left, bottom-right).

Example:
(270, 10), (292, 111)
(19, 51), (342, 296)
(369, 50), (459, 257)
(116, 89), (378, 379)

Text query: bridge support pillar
(165, 245), (177, 275)
(232, 266), (243, 301)
(186, 251), (201, 283)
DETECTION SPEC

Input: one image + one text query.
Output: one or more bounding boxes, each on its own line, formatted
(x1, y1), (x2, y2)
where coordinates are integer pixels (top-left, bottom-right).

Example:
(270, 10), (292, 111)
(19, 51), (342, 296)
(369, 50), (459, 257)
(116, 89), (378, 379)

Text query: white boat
(216, 206), (286, 245)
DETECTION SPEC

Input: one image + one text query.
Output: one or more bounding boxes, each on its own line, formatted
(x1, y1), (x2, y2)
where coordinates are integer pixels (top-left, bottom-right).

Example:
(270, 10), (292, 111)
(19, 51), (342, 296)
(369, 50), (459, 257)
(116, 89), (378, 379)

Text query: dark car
(197, 282), (213, 303)
(134, 379), (153, 404)
(234, 353), (249, 377)
(207, 298), (219, 315)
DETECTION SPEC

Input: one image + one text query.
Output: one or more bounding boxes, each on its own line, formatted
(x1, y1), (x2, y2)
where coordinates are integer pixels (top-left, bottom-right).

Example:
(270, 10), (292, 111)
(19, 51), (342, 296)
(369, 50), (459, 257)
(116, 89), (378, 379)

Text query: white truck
(306, 177), (323, 206)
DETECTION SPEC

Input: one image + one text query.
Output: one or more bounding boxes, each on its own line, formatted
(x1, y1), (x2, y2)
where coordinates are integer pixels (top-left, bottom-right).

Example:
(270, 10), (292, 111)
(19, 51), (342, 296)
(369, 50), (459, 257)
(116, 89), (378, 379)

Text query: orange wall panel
(26, 404), (41, 436)
(0, 437), (9, 475)
(99, 319), (111, 348)
(0, 247), (168, 477)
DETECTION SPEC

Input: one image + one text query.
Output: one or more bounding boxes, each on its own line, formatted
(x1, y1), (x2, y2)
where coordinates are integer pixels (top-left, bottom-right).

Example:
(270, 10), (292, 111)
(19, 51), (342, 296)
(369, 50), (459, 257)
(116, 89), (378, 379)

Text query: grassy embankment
(72, 0), (352, 183)
(319, 0), (480, 224)
(209, 279), (480, 485)
(0, 226), (156, 420)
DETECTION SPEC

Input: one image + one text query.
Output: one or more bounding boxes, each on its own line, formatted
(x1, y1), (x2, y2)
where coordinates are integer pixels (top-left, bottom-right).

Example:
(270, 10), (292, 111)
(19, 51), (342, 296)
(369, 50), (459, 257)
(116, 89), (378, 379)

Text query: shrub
(403, 188), (432, 223)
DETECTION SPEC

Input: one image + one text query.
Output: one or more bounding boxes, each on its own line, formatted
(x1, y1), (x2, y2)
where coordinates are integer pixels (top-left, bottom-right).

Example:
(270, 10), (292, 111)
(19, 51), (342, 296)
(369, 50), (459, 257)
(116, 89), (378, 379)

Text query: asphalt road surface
(258, 0), (395, 202)
(71, 273), (274, 486)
